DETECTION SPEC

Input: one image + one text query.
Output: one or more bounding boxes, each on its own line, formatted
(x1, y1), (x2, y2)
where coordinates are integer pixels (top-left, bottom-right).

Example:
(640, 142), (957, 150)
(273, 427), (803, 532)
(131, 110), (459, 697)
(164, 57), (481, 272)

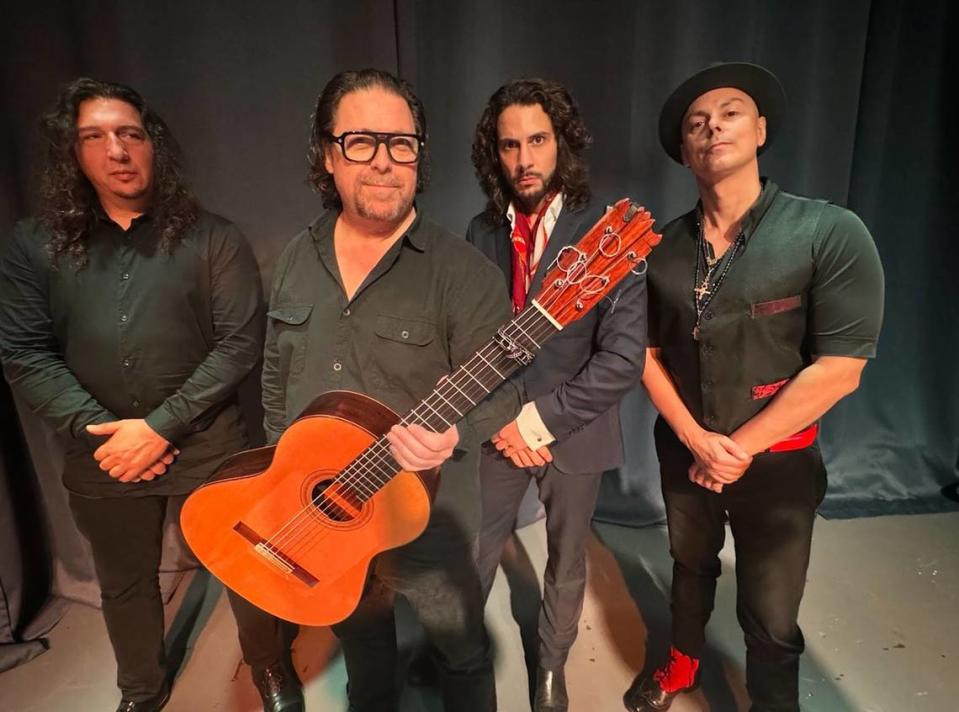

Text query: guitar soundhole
(310, 479), (363, 522)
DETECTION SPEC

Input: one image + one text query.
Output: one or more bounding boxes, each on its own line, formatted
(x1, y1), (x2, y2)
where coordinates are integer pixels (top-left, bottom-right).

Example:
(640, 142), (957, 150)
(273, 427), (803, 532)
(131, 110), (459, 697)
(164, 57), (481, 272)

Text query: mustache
(512, 170), (544, 182)
(360, 179), (403, 188)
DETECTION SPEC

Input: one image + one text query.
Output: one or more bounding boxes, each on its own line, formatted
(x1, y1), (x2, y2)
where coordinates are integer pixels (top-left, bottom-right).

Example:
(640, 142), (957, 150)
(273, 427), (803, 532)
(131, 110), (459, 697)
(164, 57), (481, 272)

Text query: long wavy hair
(471, 78), (592, 223)
(307, 68), (430, 210)
(38, 78), (198, 268)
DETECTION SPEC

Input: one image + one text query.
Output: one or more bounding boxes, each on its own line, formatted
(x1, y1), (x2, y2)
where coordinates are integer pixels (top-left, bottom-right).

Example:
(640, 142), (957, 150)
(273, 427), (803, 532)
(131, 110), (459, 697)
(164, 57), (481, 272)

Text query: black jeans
(69, 493), (287, 701)
(475, 450), (603, 669)
(331, 517), (496, 712)
(656, 419), (827, 712)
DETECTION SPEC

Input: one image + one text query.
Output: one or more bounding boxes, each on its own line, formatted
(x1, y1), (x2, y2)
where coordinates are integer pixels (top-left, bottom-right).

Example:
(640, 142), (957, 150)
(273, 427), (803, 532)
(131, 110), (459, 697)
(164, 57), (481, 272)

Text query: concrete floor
(1, 512), (956, 712)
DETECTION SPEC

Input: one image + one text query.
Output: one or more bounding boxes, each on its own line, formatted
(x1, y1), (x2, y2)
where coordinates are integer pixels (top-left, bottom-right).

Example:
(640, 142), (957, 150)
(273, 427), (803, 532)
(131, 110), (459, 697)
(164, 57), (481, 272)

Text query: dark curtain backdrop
(1, 0), (954, 668)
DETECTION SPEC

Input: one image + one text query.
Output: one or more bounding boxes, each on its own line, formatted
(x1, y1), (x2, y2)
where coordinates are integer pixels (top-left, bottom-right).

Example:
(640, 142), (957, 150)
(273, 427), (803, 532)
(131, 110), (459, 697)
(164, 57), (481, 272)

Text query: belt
(767, 422), (819, 453)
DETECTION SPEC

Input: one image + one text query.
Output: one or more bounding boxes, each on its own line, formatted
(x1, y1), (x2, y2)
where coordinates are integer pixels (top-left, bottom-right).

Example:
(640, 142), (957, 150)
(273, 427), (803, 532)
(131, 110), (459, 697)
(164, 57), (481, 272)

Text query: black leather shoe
(115, 688), (170, 712)
(533, 665), (568, 712)
(252, 662), (305, 712)
(623, 673), (692, 712)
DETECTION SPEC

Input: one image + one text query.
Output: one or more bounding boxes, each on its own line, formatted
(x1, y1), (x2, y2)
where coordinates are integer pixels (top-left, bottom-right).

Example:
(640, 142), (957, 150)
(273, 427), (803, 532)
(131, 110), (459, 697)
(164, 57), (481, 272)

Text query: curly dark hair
(307, 68), (430, 210)
(38, 78), (198, 268)
(471, 78), (592, 222)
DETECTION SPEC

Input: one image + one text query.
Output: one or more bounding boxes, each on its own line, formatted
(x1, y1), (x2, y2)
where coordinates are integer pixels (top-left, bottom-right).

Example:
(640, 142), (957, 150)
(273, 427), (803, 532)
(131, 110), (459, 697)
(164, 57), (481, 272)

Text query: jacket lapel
(525, 207), (588, 307)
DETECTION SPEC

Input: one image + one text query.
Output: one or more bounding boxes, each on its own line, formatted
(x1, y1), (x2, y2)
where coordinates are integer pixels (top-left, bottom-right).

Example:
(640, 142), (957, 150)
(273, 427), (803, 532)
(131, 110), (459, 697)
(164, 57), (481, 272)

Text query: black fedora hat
(658, 62), (786, 164)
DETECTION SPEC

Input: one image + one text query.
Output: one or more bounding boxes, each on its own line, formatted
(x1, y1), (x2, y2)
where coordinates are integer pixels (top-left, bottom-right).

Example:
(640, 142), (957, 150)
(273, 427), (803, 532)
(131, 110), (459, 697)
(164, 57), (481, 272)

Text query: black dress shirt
(261, 209), (521, 535)
(0, 209), (264, 496)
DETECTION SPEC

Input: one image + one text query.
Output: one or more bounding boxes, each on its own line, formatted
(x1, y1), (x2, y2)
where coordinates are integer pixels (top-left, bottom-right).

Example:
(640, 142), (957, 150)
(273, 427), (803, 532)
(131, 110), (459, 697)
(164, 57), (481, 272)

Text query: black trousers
(68, 493), (287, 702)
(330, 518), (496, 712)
(655, 419), (826, 712)
(475, 449), (603, 670)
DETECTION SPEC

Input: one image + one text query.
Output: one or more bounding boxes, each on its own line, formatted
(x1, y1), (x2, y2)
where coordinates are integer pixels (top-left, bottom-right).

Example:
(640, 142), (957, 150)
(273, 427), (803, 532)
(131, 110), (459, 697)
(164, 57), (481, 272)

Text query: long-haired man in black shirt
(0, 79), (296, 712)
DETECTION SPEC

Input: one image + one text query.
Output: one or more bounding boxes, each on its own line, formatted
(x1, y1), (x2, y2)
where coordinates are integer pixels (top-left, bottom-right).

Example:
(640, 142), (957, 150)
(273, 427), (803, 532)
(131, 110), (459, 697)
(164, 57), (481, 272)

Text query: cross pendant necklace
(694, 277), (711, 301)
(692, 219), (744, 341)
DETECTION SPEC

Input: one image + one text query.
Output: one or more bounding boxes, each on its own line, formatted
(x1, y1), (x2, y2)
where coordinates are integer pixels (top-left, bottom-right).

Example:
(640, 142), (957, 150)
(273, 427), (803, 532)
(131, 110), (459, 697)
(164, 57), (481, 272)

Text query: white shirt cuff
(515, 401), (556, 449)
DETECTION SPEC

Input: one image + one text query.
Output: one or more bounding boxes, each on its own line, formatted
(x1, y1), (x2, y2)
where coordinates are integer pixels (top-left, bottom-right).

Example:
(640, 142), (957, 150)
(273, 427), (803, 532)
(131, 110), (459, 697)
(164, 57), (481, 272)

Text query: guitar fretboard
(332, 303), (560, 502)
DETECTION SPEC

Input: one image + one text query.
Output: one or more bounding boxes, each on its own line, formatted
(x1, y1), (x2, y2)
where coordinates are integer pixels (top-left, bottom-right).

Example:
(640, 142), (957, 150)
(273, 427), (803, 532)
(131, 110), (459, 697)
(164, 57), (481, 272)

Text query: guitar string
(260, 218), (656, 562)
(258, 214), (656, 562)
(265, 223), (657, 562)
(267, 306), (556, 559)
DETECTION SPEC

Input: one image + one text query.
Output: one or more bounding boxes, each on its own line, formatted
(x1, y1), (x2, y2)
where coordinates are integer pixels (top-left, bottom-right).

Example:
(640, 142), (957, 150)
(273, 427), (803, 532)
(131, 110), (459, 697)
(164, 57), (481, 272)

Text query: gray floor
(1, 512), (957, 711)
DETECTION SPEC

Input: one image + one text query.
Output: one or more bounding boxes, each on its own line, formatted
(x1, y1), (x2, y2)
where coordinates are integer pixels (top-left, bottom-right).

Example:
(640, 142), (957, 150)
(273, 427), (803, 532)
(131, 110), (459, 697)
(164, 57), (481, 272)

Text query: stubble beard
(354, 190), (414, 224)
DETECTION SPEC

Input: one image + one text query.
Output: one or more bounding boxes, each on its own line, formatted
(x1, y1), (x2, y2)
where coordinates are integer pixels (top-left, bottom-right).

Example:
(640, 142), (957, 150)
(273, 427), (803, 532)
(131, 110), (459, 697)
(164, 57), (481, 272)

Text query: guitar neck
(336, 303), (561, 498)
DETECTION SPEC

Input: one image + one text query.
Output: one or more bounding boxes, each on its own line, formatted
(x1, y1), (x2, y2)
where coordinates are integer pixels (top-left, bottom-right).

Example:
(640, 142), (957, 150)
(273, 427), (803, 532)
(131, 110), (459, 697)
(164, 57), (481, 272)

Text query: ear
(323, 143), (335, 175)
(756, 115), (768, 149)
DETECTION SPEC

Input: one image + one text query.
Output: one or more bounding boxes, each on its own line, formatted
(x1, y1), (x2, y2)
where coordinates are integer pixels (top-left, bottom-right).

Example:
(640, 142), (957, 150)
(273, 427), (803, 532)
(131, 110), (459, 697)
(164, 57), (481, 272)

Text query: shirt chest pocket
(268, 304), (313, 377)
(374, 315), (435, 346)
(369, 315), (442, 391)
(749, 294), (802, 319)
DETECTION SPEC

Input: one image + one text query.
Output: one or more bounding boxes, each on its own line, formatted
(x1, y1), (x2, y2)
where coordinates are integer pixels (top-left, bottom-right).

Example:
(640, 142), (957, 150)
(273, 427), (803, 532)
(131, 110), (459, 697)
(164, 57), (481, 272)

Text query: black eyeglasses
(328, 131), (425, 164)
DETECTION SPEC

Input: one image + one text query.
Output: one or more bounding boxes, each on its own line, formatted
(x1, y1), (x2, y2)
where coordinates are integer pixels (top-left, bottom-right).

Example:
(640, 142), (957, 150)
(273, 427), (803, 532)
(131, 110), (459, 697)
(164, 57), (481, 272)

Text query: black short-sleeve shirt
(647, 180), (884, 435)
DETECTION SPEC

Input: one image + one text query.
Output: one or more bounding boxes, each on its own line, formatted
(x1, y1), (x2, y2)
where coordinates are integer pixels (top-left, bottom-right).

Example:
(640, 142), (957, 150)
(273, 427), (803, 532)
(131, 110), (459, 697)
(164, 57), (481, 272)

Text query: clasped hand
(686, 430), (752, 493)
(86, 419), (177, 483)
(491, 419), (553, 468)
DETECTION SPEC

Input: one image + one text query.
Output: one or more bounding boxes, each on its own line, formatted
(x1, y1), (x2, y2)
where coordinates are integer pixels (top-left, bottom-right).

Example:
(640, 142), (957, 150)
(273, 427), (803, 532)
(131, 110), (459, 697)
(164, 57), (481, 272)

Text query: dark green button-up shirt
(0, 210), (263, 497)
(648, 180), (884, 435)
(262, 209), (521, 533)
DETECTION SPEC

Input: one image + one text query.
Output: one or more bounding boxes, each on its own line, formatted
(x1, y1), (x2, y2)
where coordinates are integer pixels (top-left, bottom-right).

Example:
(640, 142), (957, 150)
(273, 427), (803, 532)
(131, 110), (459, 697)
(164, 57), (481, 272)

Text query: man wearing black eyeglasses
(254, 68), (520, 712)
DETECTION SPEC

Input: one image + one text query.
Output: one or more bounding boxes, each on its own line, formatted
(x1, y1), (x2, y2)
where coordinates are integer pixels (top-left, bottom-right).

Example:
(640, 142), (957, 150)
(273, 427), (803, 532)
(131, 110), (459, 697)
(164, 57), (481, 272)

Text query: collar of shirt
(695, 178), (780, 248)
(91, 202), (153, 231)
(506, 192), (564, 266)
(307, 204), (428, 253)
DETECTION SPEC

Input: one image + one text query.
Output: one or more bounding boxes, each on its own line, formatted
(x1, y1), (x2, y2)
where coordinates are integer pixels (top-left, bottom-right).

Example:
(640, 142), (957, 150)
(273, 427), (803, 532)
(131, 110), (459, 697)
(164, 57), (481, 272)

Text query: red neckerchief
(509, 192), (556, 314)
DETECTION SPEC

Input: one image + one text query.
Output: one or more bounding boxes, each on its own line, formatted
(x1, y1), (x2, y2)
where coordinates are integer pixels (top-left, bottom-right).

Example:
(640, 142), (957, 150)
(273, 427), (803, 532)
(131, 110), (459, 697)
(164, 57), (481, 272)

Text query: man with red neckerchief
(467, 78), (647, 712)
(624, 63), (884, 712)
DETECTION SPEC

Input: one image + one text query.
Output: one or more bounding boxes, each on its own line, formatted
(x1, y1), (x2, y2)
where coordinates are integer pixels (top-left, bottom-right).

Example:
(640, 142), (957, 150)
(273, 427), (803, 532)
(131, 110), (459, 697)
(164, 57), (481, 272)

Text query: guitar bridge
(254, 542), (294, 574)
(233, 521), (318, 586)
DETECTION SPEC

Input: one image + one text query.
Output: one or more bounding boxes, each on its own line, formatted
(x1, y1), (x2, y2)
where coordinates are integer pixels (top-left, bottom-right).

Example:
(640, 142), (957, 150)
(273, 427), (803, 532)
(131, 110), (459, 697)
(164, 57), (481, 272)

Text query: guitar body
(180, 391), (437, 626)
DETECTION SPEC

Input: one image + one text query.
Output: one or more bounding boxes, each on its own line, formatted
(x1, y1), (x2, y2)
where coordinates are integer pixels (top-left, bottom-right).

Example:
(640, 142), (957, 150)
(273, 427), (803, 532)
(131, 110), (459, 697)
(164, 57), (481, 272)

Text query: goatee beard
(355, 195), (414, 223)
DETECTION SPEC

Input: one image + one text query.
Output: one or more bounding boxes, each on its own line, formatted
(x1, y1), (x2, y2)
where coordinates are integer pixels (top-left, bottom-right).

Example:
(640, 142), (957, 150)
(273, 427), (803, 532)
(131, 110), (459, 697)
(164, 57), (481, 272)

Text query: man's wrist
(515, 401), (556, 449)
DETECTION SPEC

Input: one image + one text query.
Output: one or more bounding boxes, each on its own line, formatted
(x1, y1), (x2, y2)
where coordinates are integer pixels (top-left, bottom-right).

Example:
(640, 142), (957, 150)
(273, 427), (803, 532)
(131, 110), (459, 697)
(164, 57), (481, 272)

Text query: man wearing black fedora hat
(624, 62), (884, 711)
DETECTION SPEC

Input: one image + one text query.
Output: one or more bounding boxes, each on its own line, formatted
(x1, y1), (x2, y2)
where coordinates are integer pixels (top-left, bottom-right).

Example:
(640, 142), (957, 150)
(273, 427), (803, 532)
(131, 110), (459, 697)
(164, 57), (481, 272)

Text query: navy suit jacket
(465, 198), (647, 474)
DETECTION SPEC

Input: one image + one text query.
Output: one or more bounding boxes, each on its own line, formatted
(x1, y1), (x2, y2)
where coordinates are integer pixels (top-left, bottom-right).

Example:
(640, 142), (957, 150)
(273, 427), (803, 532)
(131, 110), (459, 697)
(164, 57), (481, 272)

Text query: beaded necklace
(692, 215), (744, 340)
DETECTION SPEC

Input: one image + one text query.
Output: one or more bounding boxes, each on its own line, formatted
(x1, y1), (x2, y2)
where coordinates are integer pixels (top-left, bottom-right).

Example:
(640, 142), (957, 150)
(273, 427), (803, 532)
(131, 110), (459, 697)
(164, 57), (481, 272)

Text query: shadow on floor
(592, 520), (860, 712)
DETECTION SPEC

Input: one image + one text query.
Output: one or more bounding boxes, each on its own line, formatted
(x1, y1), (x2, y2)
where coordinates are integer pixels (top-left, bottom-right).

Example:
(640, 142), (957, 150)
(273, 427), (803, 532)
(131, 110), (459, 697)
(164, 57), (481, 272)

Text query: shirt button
(123, 359), (131, 367)
(704, 311), (713, 320)
(401, 330), (410, 339)
(705, 414), (717, 424)
(332, 362), (342, 372)
(702, 379), (712, 389)
(120, 314), (128, 323)
(121, 272), (130, 280)
(342, 308), (351, 317)
(132, 399), (140, 407)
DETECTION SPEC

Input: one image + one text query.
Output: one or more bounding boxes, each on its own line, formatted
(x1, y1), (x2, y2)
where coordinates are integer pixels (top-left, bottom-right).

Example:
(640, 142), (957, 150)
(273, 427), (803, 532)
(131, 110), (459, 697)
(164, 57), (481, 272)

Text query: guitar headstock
(533, 198), (661, 327)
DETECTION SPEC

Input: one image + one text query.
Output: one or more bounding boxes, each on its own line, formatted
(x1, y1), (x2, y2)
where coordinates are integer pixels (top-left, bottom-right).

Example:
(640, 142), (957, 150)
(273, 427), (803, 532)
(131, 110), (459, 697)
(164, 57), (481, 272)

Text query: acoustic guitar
(180, 199), (660, 625)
